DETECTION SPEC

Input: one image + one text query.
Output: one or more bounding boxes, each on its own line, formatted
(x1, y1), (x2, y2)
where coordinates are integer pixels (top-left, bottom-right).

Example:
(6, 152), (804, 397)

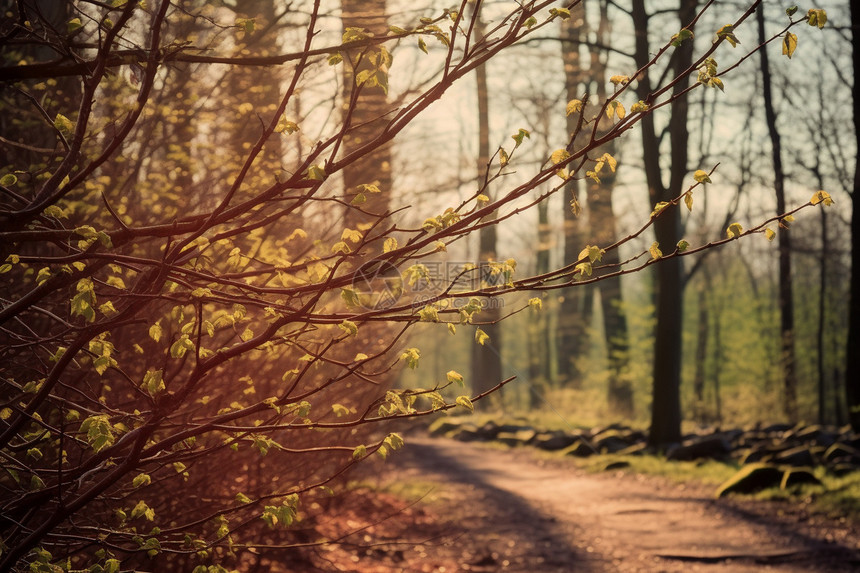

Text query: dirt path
(365, 436), (860, 572)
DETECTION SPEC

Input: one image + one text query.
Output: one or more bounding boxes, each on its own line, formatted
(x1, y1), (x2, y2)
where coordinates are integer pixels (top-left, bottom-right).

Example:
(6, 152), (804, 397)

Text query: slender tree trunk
(712, 296), (723, 424)
(818, 206), (828, 424)
(341, 0), (392, 232)
(557, 2), (590, 387)
(470, 4), (503, 398)
(529, 202), (552, 408)
(846, 0), (860, 431)
(632, 0), (696, 446)
(589, 0), (631, 418)
(693, 280), (709, 423)
(757, 5), (798, 422)
(805, 157), (830, 425)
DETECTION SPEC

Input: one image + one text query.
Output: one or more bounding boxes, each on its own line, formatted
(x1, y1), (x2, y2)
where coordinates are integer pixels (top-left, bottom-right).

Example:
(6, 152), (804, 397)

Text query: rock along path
(380, 436), (860, 572)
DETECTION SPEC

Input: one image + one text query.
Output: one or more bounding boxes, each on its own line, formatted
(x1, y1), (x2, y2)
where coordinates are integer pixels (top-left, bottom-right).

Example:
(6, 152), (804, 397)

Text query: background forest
(399, 0), (855, 431)
(0, 0), (856, 571)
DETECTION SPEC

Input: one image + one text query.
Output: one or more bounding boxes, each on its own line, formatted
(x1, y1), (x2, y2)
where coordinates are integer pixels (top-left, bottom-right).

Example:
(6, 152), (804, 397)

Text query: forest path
(377, 436), (860, 572)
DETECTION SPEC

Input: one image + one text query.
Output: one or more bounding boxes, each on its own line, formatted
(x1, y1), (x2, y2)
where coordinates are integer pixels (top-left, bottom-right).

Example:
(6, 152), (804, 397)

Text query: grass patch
(747, 469), (860, 520)
(571, 453), (739, 486)
(570, 452), (860, 522)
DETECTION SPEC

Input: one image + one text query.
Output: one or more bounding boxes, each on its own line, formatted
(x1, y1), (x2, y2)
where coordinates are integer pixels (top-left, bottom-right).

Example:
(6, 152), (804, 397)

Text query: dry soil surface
(348, 436), (860, 573)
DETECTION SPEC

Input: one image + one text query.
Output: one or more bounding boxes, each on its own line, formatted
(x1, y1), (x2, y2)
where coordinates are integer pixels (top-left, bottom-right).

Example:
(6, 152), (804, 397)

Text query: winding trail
(382, 436), (860, 572)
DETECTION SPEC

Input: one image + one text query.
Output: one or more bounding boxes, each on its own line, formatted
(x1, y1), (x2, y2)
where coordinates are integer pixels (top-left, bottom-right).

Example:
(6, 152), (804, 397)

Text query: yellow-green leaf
(550, 149), (570, 165)
(807, 9), (826, 29)
(511, 128), (530, 147)
(782, 32), (798, 58)
(651, 201), (670, 217)
(54, 113), (74, 136)
(142, 369), (165, 396)
(275, 117), (299, 134)
(475, 328), (489, 346)
(341, 288), (360, 308)
(693, 170), (712, 184)
(631, 100), (650, 113)
(606, 100), (625, 119)
(455, 395), (474, 412)
(715, 24), (740, 47)
(306, 164), (326, 181)
(132, 473), (151, 488)
(600, 152), (617, 172)
(671, 28), (694, 47)
(575, 261), (593, 277)
(726, 222), (743, 238)
(384, 433), (404, 450)
(566, 99), (583, 116)
(649, 242), (662, 260)
(810, 190), (832, 206)
(418, 306), (439, 322)
(578, 244), (604, 262)
(400, 347), (420, 369)
(339, 320), (358, 336)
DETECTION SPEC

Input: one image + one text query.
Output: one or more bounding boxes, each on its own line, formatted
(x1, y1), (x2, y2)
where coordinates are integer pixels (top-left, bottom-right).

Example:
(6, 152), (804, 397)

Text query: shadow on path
(393, 439), (608, 572)
(385, 436), (860, 573)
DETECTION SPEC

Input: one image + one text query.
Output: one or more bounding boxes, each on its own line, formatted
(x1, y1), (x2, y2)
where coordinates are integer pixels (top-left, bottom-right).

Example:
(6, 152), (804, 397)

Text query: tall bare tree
(341, 0), (392, 232)
(756, 4), (798, 422)
(587, 0), (631, 416)
(632, 0), (698, 446)
(557, 2), (591, 387)
(470, 2), (504, 397)
(846, 0), (860, 431)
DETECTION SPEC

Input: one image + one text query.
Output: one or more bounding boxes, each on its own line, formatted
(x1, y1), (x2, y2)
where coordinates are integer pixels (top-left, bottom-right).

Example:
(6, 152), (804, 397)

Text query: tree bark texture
(756, 5), (798, 422)
(470, 4), (503, 397)
(846, 0), (860, 431)
(341, 0), (392, 232)
(632, 0), (696, 446)
(557, 2), (590, 387)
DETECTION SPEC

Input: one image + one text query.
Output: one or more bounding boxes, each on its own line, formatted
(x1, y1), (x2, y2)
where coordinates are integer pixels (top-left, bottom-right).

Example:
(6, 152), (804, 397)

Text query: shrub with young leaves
(0, 0), (829, 571)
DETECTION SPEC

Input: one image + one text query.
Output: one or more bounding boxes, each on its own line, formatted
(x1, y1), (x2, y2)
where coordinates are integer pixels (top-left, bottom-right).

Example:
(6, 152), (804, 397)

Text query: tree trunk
(757, 5), (798, 422)
(470, 4), (503, 398)
(632, 0), (696, 446)
(341, 0), (392, 232)
(529, 201), (552, 409)
(693, 281), (709, 423)
(557, 2), (591, 387)
(846, 0), (860, 432)
(818, 206), (828, 424)
(589, 0), (631, 418)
